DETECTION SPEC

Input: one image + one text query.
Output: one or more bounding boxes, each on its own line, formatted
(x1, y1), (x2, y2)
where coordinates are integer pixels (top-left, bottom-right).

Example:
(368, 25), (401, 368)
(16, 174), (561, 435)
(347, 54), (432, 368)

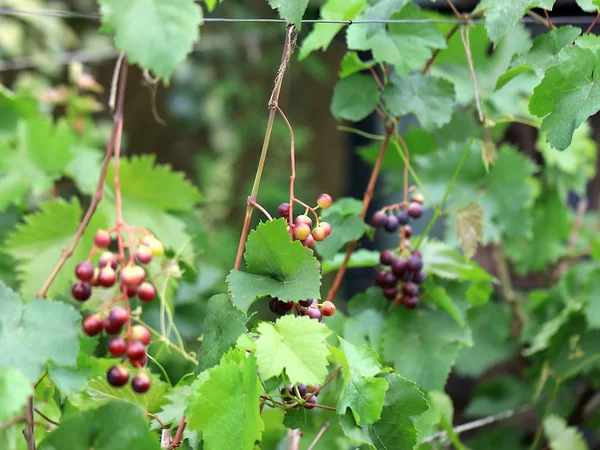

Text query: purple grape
(297, 384), (308, 397)
(403, 225), (413, 238)
(407, 255), (423, 272)
(403, 282), (419, 296)
(384, 216), (400, 233)
(372, 211), (388, 228)
(408, 202), (423, 219)
(400, 271), (413, 282)
(298, 298), (314, 307)
(404, 296), (420, 309)
(382, 287), (398, 300)
(382, 272), (397, 288)
(397, 212), (410, 225)
(376, 271), (387, 287)
(380, 250), (395, 266)
(414, 270), (427, 284)
(391, 258), (408, 277)
(305, 308), (322, 321)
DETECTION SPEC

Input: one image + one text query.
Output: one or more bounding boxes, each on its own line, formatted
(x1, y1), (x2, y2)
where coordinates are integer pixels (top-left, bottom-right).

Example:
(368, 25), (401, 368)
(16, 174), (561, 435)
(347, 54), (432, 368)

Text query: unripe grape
(72, 281), (92, 302)
(137, 282), (156, 302)
(90, 268), (100, 287)
(132, 373), (151, 393)
(120, 265), (146, 288)
(312, 226), (327, 241)
(320, 301), (336, 317)
(147, 238), (164, 257)
(307, 384), (321, 395)
(295, 215), (313, 228)
(108, 338), (127, 357)
(131, 325), (151, 345)
(94, 229), (111, 248)
(109, 306), (129, 327)
(135, 245), (153, 264)
(372, 211), (387, 228)
(412, 192), (424, 204)
(127, 341), (146, 362)
(317, 193), (333, 209)
(301, 234), (315, 249)
(384, 216), (400, 232)
(98, 267), (117, 287)
(278, 202), (291, 218)
(320, 222), (332, 236)
(106, 365), (129, 387)
(294, 223), (311, 240)
(407, 202), (423, 219)
(82, 315), (103, 336)
(75, 261), (95, 281)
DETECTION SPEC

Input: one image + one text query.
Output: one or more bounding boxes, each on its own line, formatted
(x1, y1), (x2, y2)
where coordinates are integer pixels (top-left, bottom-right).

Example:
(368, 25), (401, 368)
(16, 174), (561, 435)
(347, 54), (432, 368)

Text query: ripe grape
(403, 225), (413, 238)
(99, 252), (118, 270)
(72, 281), (92, 302)
(408, 202), (423, 219)
(294, 223), (311, 240)
(320, 300), (336, 317)
(304, 394), (317, 409)
(108, 338), (127, 357)
(414, 270), (427, 284)
(94, 229), (111, 248)
(106, 365), (129, 387)
(375, 271), (387, 287)
(132, 373), (151, 393)
(98, 267), (117, 287)
(295, 215), (313, 227)
(382, 287), (397, 300)
(305, 308), (322, 321)
(75, 261), (95, 281)
(317, 193), (333, 209)
(127, 341), (146, 362)
(391, 258), (408, 277)
(403, 282), (419, 296)
(109, 306), (129, 327)
(298, 298), (314, 307)
(278, 202), (290, 218)
(372, 211), (388, 228)
(125, 284), (138, 298)
(407, 254), (423, 272)
(404, 296), (420, 309)
(82, 315), (103, 336)
(307, 384), (321, 395)
(135, 245), (153, 264)
(269, 298), (294, 315)
(311, 226), (327, 241)
(380, 250), (395, 266)
(131, 325), (152, 345)
(320, 222), (332, 236)
(397, 212), (410, 226)
(384, 215), (400, 232)
(103, 317), (122, 334)
(137, 282), (156, 302)
(382, 272), (397, 288)
(301, 234), (315, 249)
(297, 384), (308, 397)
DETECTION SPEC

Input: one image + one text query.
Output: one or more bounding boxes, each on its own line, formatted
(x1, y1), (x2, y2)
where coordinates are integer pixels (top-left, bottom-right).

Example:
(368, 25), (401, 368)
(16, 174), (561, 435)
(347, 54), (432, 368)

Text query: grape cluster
(269, 297), (336, 321)
(277, 193), (333, 249)
(280, 383), (321, 409)
(76, 229), (165, 393)
(372, 193), (427, 309)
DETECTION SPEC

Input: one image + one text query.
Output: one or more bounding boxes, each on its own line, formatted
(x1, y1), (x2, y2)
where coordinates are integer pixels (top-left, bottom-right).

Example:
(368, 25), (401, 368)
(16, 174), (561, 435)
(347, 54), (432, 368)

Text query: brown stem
(587, 12), (600, 34)
(307, 422), (330, 450)
(234, 25), (298, 269)
(543, 9), (556, 30)
(369, 67), (385, 91)
(170, 416), (186, 449)
(23, 397), (35, 450)
(36, 59), (129, 298)
(422, 25), (459, 75)
(287, 429), (302, 450)
(34, 408), (59, 427)
(326, 127), (393, 302)
(459, 25), (484, 124)
(492, 244), (523, 337)
(147, 413), (167, 429)
(0, 416), (25, 430)
(445, 0), (462, 19)
(275, 105), (296, 240)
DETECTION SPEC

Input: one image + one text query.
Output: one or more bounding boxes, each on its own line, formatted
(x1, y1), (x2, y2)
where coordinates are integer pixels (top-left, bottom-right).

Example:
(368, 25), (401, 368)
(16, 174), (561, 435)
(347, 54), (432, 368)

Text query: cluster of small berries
(372, 193), (426, 309)
(268, 297), (336, 321)
(280, 383), (321, 409)
(82, 310), (152, 393)
(277, 193), (333, 249)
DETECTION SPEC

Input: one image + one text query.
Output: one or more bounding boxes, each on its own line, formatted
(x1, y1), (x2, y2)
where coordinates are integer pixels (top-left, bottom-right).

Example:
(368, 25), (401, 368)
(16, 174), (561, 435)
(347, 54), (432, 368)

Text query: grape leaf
(322, 249), (380, 275)
(255, 315), (332, 385)
(38, 401), (160, 450)
(0, 368), (31, 422)
(331, 74), (381, 122)
(299, 0), (366, 59)
(186, 350), (263, 450)
(197, 294), (248, 372)
(383, 308), (471, 391)
(496, 26), (581, 89)
(347, 2), (445, 76)
(419, 238), (472, 280)
(267, 0), (309, 28)
(48, 335), (96, 395)
(426, 285), (464, 327)
(98, 0), (202, 82)
(0, 116), (74, 211)
(226, 219), (321, 312)
(383, 74), (455, 130)
(344, 309), (385, 354)
(3, 197), (108, 300)
(530, 41), (600, 150)
(339, 373), (428, 450)
(456, 203), (484, 259)
(544, 415), (588, 450)
(0, 282), (80, 381)
(331, 337), (388, 425)
(576, 0), (600, 12)
(283, 408), (307, 429)
(339, 52), (376, 79)
(0, 85), (38, 140)
(477, 0), (556, 44)
(315, 198), (365, 259)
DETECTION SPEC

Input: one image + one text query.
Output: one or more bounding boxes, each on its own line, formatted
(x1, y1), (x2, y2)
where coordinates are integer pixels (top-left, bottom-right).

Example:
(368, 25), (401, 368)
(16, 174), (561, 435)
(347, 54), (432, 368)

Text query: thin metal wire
(1, 7), (600, 26)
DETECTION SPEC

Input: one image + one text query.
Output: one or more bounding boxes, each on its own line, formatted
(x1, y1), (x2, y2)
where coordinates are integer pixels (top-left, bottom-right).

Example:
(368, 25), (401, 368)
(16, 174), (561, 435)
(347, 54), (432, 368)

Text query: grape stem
(23, 397), (35, 450)
(36, 55), (128, 299)
(307, 422), (330, 450)
(234, 24), (298, 269)
(274, 105), (296, 241)
(170, 416), (187, 449)
(248, 198), (273, 221)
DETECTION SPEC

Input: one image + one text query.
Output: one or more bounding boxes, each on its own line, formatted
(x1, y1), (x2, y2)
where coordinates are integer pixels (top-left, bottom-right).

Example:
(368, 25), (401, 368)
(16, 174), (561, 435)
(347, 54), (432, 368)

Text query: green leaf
(456, 303), (516, 377)
(524, 301), (581, 356)
(314, 200), (365, 259)
(186, 350), (263, 450)
(340, 373), (428, 450)
(383, 308), (471, 391)
(478, 0), (556, 44)
(456, 203), (484, 259)
(383, 74), (455, 130)
(48, 335), (96, 395)
(466, 375), (529, 416)
(3, 197), (108, 300)
(426, 285), (464, 327)
(255, 315), (332, 385)
(347, 2), (446, 76)
(544, 415), (588, 450)
(322, 249), (380, 275)
(0, 282), (80, 381)
(419, 239), (472, 280)
(344, 309), (385, 354)
(0, 86), (38, 140)
(197, 294), (248, 372)
(331, 338), (388, 425)
(299, 0), (367, 59)
(267, 0), (309, 28)
(98, 0), (202, 82)
(339, 52), (376, 79)
(576, 0), (600, 12)
(496, 26), (581, 89)
(530, 40), (600, 150)
(283, 408), (307, 429)
(38, 402), (160, 450)
(0, 368), (32, 423)
(0, 116), (74, 211)
(226, 219), (321, 312)
(331, 74), (381, 122)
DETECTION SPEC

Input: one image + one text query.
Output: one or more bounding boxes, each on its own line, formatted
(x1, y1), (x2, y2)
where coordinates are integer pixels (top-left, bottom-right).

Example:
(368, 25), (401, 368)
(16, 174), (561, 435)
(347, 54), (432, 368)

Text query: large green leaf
(197, 294), (247, 372)
(576, 0), (600, 11)
(0, 282), (80, 381)
(98, 0), (202, 82)
(39, 402), (160, 450)
(255, 315), (332, 385)
(530, 39), (600, 150)
(227, 219), (321, 312)
(331, 338), (388, 426)
(0, 368), (31, 423)
(331, 74), (381, 122)
(3, 197), (108, 300)
(186, 350), (263, 450)
(267, 0), (309, 28)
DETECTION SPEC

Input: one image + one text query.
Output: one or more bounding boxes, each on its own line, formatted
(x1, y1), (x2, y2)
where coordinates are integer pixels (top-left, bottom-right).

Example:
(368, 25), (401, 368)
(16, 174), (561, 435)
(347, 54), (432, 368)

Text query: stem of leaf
(530, 379), (560, 450)
(171, 416), (187, 449)
(234, 25), (297, 269)
(274, 105), (296, 240)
